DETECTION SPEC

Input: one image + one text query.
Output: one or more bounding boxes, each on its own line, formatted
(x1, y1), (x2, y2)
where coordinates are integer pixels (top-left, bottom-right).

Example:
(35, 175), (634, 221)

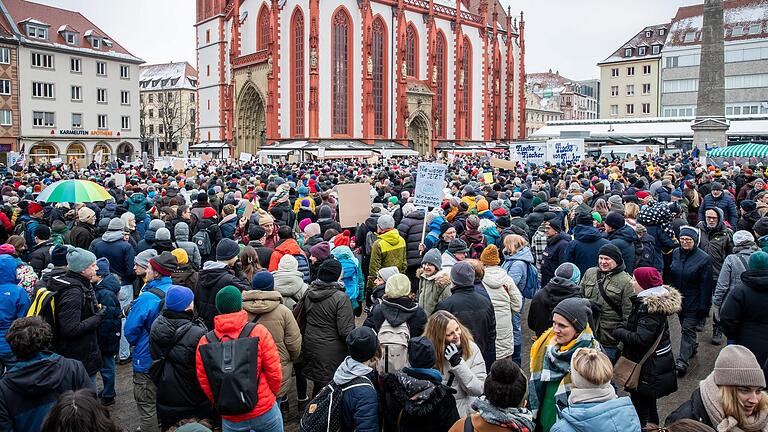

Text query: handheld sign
(114, 173), (126, 187)
(511, 142), (547, 166)
(336, 183), (372, 228)
(414, 162), (447, 209)
(483, 172), (494, 184)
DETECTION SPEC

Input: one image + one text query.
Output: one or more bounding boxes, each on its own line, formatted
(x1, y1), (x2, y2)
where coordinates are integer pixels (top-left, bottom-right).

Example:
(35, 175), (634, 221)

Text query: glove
(95, 304), (106, 317)
(353, 305), (362, 317)
(444, 343), (462, 367)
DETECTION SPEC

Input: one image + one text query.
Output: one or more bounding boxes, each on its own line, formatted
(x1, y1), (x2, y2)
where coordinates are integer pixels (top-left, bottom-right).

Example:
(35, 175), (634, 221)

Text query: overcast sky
(34, 0), (698, 80)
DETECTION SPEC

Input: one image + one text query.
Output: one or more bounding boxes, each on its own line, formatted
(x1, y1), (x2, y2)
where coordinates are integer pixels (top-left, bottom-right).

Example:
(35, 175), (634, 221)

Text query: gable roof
(598, 23), (669, 65)
(668, 0), (768, 47)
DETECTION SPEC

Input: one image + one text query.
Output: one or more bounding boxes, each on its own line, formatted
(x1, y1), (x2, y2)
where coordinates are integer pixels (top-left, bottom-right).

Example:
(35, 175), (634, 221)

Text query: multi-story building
(524, 89), (563, 137)
(527, 70), (598, 120)
(598, 23), (668, 119)
(0, 0), (143, 166)
(139, 62), (198, 158)
(195, 0), (527, 157)
(0, 10), (18, 164)
(662, 0), (768, 118)
(579, 78), (601, 118)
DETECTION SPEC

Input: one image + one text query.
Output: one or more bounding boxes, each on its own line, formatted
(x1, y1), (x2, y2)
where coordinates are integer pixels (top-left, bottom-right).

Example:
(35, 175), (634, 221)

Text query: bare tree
(157, 90), (193, 156)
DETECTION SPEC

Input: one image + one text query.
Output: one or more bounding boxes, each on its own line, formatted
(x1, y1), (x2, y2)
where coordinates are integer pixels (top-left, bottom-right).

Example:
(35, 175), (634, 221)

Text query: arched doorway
(93, 143), (112, 164)
(117, 142), (134, 162)
(66, 142), (86, 169)
(30, 143), (57, 164)
(237, 83), (266, 154)
(408, 113), (432, 156)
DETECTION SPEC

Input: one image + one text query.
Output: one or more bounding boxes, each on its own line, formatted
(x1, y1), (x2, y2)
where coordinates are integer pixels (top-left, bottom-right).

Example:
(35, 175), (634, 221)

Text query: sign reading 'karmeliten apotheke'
(57, 130), (116, 136)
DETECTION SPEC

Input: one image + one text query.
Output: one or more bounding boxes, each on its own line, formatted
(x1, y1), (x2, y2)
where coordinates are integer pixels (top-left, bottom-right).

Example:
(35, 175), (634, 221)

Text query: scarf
(568, 385), (617, 405)
(700, 374), (768, 432)
(472, 397), (536, 431)
(528, 326), (599, 416)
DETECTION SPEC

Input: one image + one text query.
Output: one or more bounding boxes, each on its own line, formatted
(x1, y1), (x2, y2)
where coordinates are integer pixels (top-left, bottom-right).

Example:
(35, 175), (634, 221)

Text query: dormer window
(652, 44), (661, 54)
(732, 26), (744, 36)
(26, 24), (47, 40)
(659, 28), (666, 36)
(645, 30), (652, 37)
(748, 24), (761, 35)
(684, 32), (696, 42)
(624, 48), (633, 57)
(638, 46), (647, 55)
(65, 33), (76, 45)
(91, 37), (100, 48)
(103, 39), (113, 48)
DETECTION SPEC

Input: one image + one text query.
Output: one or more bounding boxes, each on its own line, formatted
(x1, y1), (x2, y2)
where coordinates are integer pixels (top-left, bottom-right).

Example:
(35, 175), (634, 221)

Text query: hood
(639, 287), (682, 315)
(533, 202), (549, 213)
(144, 227), (157, 242)
(0, 255), (18, 284)
(202, 261), (228, 271)
(274, 239), (303, 256)
(428, 216), (446, 232)
(384, 372), (451, 416)
(556, 397), (637, 432)
(152, 313), (196, 350)
(378, 229), (406, 247)
(174, 222), (190, 242)
(701, 206), (725, 233)
(506, 246), (534, 264)
(307, 280), (344, 302)
(573, 224), (606, 243)
(379, 298), (418, 326)
(608, 225), (636, 244)
(318, 205), (332, 219)
(331, 245), (355, 261)
(333, 356), (373, 385)
(242, 290), (282, 314)
(544, 277), (580, 298)
(522, 190), (533, 199)
(273, 269), (306, 297)
(219, 213), (238, 226)
(102, 230), (124, 243)
(130, 193), (146, 204)
(741, 269), (768, 292)
(482, 266), (510, 289)
(548, 231), (571, 245)
(3, 353), (78, 397)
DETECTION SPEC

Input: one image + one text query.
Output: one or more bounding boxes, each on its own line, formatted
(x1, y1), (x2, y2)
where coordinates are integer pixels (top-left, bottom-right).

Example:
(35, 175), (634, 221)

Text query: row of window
(609, 83), (653, 96)
(610, 64), (653, 77)
(661, 103), (768, 117)
(25, 23), (110, 50)
(609, 103), (652, 115)
(32, 111), (130, 130)
(140, 92), (195, 103)
(623, 44), (661, 58)
(682, 24), (764, 43)
(662, 74), (768, 93)
(29, 82), (131, 104)
(144, 108), (196, 120)
(31, 52), (130, 78)
(664, 47), (768, 69)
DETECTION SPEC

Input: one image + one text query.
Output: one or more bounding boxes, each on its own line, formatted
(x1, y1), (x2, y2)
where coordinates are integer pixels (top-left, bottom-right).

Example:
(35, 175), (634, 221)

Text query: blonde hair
(424, 310), (474, 373)
(465, 259), (485, 280)
(503, 234), (528, 255)
(719, 385), (768, 427)
(625, 202), (640, 220)
(571, 348), (613, 385)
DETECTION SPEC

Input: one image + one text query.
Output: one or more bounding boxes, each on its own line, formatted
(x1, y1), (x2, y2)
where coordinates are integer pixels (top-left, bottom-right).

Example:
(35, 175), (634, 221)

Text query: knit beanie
(548, 218), (563, 232)
(216, 238), (240, 261)
(480, 245), (501, 266)
(66, 247), (97, 273)
(450, 261), (476, 287)
(251, 271), (275, 291)
(679, 226), (700, 246)
(552, 297), (592, 333)
(378, 214), (395, 230)
(754, 218), (768, 237)
(108, 217), (125, 232)
(749, 251), (768, 271)
(554, 263), (581, 285)
(346, 326), (378, 362)
(408, 336), (437, 369)
(215, 285), (242, 314)
(447, 239), (470, 254)
(171, 248), (189, 266)
(156, 227), (171, 241)
(598, 243), (623, 267)
(165, 285), (194, 312)
(135, 249), (158, 269)
(298, 218), (312, 233)
(633, 267), (663, 290)
(385, 274), (411, 299)
(78, 206), (96, 223)
(310, 242), (331, 261)
(575, 211), (593, 226)
(50, 244), (69, 267)
(149, 219), (165, 232)
(466, 215), (481, 230)
(318, 258), (342, 282)
(484, 357), (529, 408)
(96, 257), (110, 277)
(304, 223), (321, 238)
(278, 254), (299, 271)
(604, 212), (625, 230)
(713, 345), (766, 387)
(150, 252), (178, 277)
(477, 199), (489, 213)
(377, 266), (399, 282)
(741, 200), (757, 212)
(733, 230), (755, 247)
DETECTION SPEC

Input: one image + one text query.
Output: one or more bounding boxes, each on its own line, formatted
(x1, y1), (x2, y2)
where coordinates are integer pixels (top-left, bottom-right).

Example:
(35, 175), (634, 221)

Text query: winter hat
(172, 248), (189, 266)
(749, 251), (768, 270)
(385, 273), (411, 299)
(421, 248), (442, 270)
(215, 285), (242, 314)
(532, 196), (543, 207)
(333, 230), (351, 247)
(96, 257), (111, 277)
(78, 206), (96, 223)
(148, 219), (165, 232)
(713, 345), (766, 388)
(671, 189), (683, 198)
(496, 216), (511, 229)
(635, 191), (651, 200)
(679, 225), (700, 246)
(0, 244), (13, 255)
(259, 214), (275, 226)
(510, 207), (524, 217)
(150, 252), (178, 277)
(447, 238), (470, 254)
(156, 227), (171, 241)
(552, 297), (593, 333)
(450, 261), (476, 287)
(278, 254), (299, 271)
(733, 230), (755, 247)
(378, 214), (395, 230)
(555, 263), (581, 285)
(318, 258), (342, 282)
(604, 211), (625, 230)
(216, 238), (240, 261)
(346, 326), (379, 362)
(484, 357), (529, 408)
(477, 199), (489, 212)
(50, 244), (69, 267)
(304, 222), (321, 238)
(754, 218), (768, 237)
(711, 182), (724, 191)
(633, 267), (663, 290)
(480, 244), (501, 266)
(298, 218), (312, 233)
(27, 202), (43, 215)
(135, 249), (158, 269)
(466, 215), (481, 230)
(388, 196), (399, 206)
(165, 285), (195, 312)
(251, 271), (275, 291)
(310, 242), (331, 261)
(66, 247), (97, 273)
(575, 211), (594, 226)
(741, 200), (757, 212)
(598, 243), (623, 267)
(408, 336), (437, 369)
(548, 218), (563, 232)
(377, 266), (400, 282)
(108, 217), (126, 232)
(607, 195), (624, 212)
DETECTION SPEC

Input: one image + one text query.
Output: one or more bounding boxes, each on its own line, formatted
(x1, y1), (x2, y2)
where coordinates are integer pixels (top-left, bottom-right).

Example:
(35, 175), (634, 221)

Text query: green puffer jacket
(367, 229), (408, 289)
(580, 266), (633, 347)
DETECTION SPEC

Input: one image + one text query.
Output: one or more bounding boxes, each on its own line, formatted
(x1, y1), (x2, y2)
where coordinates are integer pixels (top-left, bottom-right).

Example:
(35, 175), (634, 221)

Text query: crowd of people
(0, 151), (767, 432)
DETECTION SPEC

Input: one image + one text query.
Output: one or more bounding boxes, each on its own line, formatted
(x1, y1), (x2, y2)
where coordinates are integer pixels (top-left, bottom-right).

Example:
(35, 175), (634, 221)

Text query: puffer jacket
(380, 368), (460, 432)
(423, 216), (446, 251)
(435, 285), (496, 369)
(580, 264), (633, 348)
(272, 260), (307, 310)
(713, 245), (757, 307)
(528, 277), (581, 337)
(93, 273), (122, 357)
(398, 210), (426, 267)
(301, 279), (355, 384)
(526, 203), (551, 233)
(242, 290), (302, 397)
(696, 208), (734, 279)
(481, 266), (521, 360)
(368, 229), (408, 289)
(173, 222), (202, 269)
(149, 310), (211, 427)
(89, 230), (135, 285)
(125, 193), (151, 222)
(698, 192), (738, 227)
(218, 213), (238, 240)
(0, 255), (30, 356)
(125, 276), (172, 372)
(669, 247), (712, 314)
(541, 232), (570, 287)
(417, 269), (451, 315)
(551, 397), (641, 432)
(440, 341), (486, 416)
(501, 247), (535, 290)
(194, 261), (251, 330)
(565, 225), (610, 275)
(268, 238), (307, 273)
(195, 310), (282, 422)
(363, 296), (427, 336)
(607, 225), (637, 274)
(136, 223), (160, 253)
(720, 268), (768, 374)
(332, 246), (365, 309)
(613, 287), (681, 399)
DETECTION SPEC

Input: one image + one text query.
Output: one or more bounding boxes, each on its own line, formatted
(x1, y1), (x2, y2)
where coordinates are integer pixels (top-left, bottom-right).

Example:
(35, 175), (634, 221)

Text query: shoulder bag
(613, 323), (665, 390)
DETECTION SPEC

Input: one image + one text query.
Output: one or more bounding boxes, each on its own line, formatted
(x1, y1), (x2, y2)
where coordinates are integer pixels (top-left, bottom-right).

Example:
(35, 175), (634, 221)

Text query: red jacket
(195, 310), (282, 422)
(268, 239), (305, 272)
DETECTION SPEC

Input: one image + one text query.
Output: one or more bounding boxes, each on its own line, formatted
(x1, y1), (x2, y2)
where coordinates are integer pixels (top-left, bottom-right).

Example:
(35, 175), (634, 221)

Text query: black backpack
(199, 322), (261, 416)
(633, 236), (655, 270)
(299, 376), (373, 432)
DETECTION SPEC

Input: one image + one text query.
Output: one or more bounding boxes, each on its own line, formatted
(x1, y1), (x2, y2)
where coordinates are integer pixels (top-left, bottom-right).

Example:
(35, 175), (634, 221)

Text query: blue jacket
(90, 231), (136, 285)
(607, 225), (637, 274)
(125, 193), (151, 223)
(17, 215), (40, 255)
(332, 246), (365, 309)
(564, 225), (610, 275)
(124, 276), (172, 372)
(551, 397), (641, 432)
(423, 216), (446, 251)
(333, 358), (379, 432)
(94, 274), (122, 357)
(0, 255), (30, 355)
(698, 193), (738, 228)
(501, 247), (535, 290)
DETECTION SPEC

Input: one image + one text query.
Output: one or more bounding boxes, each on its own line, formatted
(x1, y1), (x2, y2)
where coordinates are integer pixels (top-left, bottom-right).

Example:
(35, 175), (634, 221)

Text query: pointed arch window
(406, 24), (418, 78)
(436, 32), (446, 138)
(291, 9), (305, 137)
(463, 37), (472, 139)
(372, 18), (387, 137)
(332, 9), (352, 136)
(257, 6), (270, 50)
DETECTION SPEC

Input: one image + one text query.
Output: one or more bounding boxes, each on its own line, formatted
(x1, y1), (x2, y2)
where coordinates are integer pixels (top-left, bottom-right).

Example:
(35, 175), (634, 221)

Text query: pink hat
(0, 244), (15, 255)
(298, 218), (312, 232)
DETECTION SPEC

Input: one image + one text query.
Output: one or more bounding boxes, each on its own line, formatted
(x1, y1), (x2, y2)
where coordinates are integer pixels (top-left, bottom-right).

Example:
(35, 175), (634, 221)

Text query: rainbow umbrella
(36, 179), (112, 203)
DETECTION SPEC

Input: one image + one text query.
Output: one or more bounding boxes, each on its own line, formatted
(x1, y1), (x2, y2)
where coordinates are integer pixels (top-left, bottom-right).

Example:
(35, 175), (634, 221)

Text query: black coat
(28, 240), (52, 276)
(149, 310), (212, 427)
(398, 211), (426, 268)
(66, 221), (98, 250)
(540, 232), (570, 287)
(669, 247), (712, 314)
(380, 369), (459, 432)
(94, 274), (122, 356)
(612, 288), (681, 399)
(528, 277), (581, 337)
(434, 285), (496, 367)
(608, 224), (637, 274)
(720, 268), (768, 376)
(363, 297), (427, 336)
(193, 264), (251, 330)
(49, 271), (103, 375)
(666, 389), (714, 428)
(525, 203), (550, 233)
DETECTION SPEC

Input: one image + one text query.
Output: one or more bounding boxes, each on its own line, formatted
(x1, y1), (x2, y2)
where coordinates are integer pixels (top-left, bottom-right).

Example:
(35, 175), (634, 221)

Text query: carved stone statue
(367, 55), (373, 76)
(432, 65), (437, 84)
(459, 69), (465, 89)
(267, 55), (273, 76)
(401, 60), (407, 78)
(310, 47), (318, 69)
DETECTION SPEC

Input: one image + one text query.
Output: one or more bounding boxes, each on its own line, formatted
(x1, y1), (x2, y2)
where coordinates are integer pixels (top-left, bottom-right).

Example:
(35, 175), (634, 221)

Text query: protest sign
(186, 169), (198, 178)
(242, 201), (254, 223)
(483, 172), (494, 184)
(172, 158), (185, 171)
(490, 157), (517, 170)
(202, 154), (212, 162)
(510, 142), (547, 166)
(288, 154), (299, 164)
(239, 152), (253, 162)
(153, 160), (166, 171)
(336, 183), (372, 228)
(414, 162), (447, 208)
(113, 173), (126, 187)
(546, 139), (585, 165)
(50, 158), (63, 166)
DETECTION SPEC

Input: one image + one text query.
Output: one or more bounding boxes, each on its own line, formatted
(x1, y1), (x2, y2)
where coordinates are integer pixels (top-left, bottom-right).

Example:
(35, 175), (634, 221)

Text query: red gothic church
(195, 0), (526, 157)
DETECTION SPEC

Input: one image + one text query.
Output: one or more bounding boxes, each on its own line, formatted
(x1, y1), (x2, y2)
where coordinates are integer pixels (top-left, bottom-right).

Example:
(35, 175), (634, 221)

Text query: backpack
(199, 322), (261, 416)
(13, 220), (28, 237)
(27, 287), (56, 328)
(364, 230), (378, 257)
(299, 376), (373, 432)
(192, 226), (212, 256)
(376, 320), (410, 374)
(633, 237), (655, 269)
(294, 253), (311, 283)
(504, 259), (539, 299)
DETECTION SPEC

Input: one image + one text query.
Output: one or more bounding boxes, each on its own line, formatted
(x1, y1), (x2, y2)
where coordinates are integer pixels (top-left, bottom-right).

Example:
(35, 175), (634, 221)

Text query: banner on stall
(239, 152), (253, 162)
(414, 162), (447, 208)
(336, 183), (372, 228)
(49, 158), (63, 166)
(546, 139), (585, 165)
(510, 142), (547, 166)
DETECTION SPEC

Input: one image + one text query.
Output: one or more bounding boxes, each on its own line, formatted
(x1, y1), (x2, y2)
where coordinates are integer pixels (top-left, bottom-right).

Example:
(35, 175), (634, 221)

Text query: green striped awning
(708, 143), (768, 158)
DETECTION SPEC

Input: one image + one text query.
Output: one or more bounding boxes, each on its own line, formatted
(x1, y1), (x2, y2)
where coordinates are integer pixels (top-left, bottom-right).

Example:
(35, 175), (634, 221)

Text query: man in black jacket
(605, 211), (637, 274)
(194, 238), (251, 329)
(540, 219), (570, 287)
(28, 225), (53, 276)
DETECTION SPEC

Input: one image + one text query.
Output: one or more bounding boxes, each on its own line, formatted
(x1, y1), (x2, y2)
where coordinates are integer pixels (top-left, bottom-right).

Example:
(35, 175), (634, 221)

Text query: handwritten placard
(546, 139), (585, 165)
(414, 163), (448, 208)
(511, 142), (547, 165)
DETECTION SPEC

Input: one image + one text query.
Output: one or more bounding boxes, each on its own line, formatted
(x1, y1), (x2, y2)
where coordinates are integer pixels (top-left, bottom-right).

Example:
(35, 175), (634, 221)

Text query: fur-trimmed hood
(640, 287), (682, 315)
(416, 268), (451, 287)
